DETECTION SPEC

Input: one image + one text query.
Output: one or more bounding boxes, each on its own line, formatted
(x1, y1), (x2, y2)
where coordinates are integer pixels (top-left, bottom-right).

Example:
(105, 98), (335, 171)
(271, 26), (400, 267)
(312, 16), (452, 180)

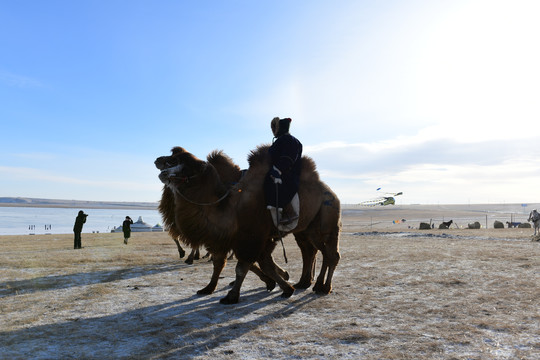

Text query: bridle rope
(177, 189), (230, 206)
(166, 165), (230, 206)
(173, 182), (230, 206)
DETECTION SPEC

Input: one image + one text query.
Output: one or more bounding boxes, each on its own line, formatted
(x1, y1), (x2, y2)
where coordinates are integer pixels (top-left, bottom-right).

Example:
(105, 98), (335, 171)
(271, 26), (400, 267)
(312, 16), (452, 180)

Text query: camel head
(155, 147), (207, 188)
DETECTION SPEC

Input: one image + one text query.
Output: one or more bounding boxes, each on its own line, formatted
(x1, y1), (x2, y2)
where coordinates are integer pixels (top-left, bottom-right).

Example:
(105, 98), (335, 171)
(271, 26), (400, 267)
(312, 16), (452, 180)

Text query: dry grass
(1, 208), (539, 359)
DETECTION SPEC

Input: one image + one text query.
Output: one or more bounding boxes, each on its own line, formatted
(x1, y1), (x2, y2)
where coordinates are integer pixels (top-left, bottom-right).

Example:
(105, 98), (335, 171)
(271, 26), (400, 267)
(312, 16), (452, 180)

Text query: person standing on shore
(122, 216), (133, 244)
(73, 210), (87, 249)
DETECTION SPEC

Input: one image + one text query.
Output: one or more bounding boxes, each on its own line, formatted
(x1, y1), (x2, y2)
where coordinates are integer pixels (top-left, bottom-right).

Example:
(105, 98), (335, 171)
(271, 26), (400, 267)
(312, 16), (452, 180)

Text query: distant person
(123, 216), (133, 244)
(73, 210), (88, 249)
(264, 117), (303, 224)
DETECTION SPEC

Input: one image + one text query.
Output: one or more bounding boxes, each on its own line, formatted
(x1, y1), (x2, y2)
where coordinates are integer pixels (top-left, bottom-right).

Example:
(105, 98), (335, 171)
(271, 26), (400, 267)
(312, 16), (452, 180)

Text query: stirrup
(279, 214), (299, 225)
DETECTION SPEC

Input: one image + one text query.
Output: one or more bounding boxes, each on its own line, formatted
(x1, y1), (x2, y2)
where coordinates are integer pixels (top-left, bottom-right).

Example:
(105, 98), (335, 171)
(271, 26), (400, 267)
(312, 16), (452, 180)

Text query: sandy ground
(1, 205), (539, 359)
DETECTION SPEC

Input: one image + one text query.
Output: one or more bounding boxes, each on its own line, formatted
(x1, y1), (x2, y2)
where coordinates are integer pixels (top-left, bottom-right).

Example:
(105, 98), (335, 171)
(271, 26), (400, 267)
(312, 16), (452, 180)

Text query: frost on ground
(1, 220), (539, 359)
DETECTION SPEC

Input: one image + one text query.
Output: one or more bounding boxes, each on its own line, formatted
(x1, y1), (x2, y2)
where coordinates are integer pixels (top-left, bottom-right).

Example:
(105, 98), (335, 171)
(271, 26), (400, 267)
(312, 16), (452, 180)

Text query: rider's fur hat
(271, 117), (292, 137)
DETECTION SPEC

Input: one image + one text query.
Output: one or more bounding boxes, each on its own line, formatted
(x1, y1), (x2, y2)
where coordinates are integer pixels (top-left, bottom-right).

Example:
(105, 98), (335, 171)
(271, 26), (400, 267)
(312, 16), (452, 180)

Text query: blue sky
(1, 0), (539, 204)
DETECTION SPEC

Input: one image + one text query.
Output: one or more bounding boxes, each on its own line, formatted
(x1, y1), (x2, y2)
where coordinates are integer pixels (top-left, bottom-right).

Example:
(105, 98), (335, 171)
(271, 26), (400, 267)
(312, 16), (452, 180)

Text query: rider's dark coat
(264, 133), (303, 208)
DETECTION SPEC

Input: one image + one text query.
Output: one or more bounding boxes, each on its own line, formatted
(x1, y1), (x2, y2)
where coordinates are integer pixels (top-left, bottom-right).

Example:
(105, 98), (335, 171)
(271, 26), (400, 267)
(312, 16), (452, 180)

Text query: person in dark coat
(122, 216), (133, 244)
(73, 210), (87, 249)
(264, 117), (303, 224)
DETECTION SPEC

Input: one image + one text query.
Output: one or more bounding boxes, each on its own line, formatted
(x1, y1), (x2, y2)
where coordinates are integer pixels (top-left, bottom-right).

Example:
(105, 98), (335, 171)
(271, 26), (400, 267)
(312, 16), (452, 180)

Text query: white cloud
(243, 0), (540, 204)
(0, 166), (158, 191)
(412, 0), (540, 141)
(0, 71), (44, 88)
(326, 157), (540, 205)
(13, 152), (57, 161)
(4, 1), (540, 205)
(0, 165), (162, 202)
(238, 1), (540, 143)
(305, 131), (540, 204)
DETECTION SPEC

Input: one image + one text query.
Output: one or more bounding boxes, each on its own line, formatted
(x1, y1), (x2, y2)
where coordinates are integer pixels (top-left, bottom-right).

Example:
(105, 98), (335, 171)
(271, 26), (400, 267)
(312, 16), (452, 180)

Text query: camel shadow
(0, 288), (319, 359)
(159, 291), (319, 359)
(0, 262), (184, 298)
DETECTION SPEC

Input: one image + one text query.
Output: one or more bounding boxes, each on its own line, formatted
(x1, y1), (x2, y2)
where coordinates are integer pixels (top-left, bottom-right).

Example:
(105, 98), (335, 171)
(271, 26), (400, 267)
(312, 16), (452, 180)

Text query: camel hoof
(313, 283), (331, 295)
(197, 286), (215, 295)
(294, 281), (312, 289)
(266, 281), (276, 292)
(280, 287), (294, 298)
(185, 258), (194, 265)
(220, 293), (239, 304)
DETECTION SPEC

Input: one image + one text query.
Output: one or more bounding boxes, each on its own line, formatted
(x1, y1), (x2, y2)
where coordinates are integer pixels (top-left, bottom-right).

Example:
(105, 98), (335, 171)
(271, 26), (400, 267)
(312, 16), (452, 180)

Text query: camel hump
(299, 155), (319, 182)
(247, 144), (271, 167)
(207, 150), (235, 165)
(207, 150), (242, 185)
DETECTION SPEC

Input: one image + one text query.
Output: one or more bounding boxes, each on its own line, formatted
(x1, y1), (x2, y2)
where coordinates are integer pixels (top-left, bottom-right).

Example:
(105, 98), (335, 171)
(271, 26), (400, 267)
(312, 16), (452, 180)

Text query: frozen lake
(0, 207), (163, 235)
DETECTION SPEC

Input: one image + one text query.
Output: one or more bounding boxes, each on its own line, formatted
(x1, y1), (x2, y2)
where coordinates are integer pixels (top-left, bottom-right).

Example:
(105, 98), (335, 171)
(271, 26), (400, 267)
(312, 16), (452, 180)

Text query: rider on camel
(264, 117), (303, 224)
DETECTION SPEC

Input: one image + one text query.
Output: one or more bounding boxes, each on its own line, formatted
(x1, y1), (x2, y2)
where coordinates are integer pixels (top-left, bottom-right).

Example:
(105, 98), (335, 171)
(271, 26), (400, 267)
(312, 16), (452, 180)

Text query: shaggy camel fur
(159, 149), (289, 290)
(164, 150), (240, 261)
(155, 145), (341, 304)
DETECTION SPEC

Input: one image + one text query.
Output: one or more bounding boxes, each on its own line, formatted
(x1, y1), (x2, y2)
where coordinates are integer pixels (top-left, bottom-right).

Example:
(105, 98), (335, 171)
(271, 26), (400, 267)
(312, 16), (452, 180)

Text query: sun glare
(415, 1), (540, 141)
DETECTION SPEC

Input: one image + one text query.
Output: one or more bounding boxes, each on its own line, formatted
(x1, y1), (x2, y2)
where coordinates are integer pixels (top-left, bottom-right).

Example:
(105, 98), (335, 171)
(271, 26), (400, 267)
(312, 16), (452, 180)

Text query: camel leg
(227, 263), (276, 290)
(172, 238), (185, 259)
(185, 247), (201, 264)
(272, 258), (290, 281)
(228, 261), (288, 291)
(313, 257), (329, 294)
(197, 252), (227, 295)
(248, 263), (276, 291)
(185, 248), (196, 264)
(220, 260), (251, 304)
(258, 253), (295, 298)
(322, 261), (338, 294)
(313, 230), (340, 295)
(293, 233), (317, 289)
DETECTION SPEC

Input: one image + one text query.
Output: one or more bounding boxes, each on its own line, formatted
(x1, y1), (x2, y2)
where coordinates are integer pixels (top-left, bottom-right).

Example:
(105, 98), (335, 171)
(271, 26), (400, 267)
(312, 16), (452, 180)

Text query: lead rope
(275, 182), (288, 263)
(280, 238), (288, 263)
(176, 187), (230, 206)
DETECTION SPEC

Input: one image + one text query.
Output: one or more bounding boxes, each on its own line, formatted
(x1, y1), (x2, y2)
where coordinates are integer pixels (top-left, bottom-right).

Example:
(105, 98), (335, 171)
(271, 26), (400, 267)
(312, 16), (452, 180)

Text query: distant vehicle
(358, 191), (403, 206)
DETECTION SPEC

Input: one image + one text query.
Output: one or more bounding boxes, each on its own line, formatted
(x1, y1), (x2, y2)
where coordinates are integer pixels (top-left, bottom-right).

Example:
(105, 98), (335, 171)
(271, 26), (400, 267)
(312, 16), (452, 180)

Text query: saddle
(268, 193), (299, 232)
